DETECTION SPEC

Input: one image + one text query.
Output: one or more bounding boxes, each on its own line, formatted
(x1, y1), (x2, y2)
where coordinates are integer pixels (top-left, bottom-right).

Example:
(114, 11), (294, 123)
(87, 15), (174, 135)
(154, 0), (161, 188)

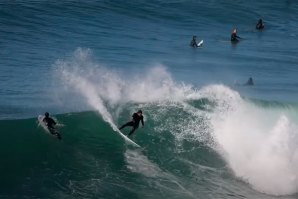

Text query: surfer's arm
(132, 113), (137, 122)
(52, 119), (57, 125)
(49, 118), (57, 127)
(141, 117), (144, 127)
(42, 118), (48, 126)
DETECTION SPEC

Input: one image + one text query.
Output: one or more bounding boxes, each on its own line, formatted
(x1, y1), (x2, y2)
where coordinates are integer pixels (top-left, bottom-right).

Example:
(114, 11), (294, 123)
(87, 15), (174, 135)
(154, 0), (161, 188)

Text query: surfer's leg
(48, 127), (56, 135)
(56, 132), (62, 140)
(119, 121), (134, 130)
(128, 125), (138, 136)
(48, 127), (62, 140)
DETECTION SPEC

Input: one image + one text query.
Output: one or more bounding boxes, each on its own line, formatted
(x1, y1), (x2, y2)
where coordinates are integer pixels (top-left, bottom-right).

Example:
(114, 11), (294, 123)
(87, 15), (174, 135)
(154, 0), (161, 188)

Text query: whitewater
(1, 1), (298, 199)
(55, 49), (298, 196)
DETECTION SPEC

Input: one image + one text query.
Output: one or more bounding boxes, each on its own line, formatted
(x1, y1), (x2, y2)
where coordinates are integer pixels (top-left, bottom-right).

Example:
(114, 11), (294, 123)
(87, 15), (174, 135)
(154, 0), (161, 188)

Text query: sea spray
(208, 85), (298, 195)
(55, 48), (197, 105)
(54, 48), (298, 196)
(55, 50), (199, 196)
(55, 49), (207, 146)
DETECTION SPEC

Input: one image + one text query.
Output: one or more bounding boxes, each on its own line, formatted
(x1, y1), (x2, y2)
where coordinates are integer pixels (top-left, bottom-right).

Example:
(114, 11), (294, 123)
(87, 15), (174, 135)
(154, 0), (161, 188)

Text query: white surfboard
(114, 127), (140, 148)
(197, 40), (203, 47)
(38, 115), (51, 134)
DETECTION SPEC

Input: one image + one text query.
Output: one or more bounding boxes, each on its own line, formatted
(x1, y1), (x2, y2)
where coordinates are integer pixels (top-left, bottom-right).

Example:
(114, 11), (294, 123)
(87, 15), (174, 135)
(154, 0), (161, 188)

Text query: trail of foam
(60, 70), (114, 127)
(55, 49), (126, 134)
(59, 67), (140, 147)
(125, 149), (195, 198)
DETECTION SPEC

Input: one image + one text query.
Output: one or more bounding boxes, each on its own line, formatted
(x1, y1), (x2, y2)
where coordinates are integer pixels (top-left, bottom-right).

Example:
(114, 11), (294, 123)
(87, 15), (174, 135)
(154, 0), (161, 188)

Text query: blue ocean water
(1, 1), (298, 198)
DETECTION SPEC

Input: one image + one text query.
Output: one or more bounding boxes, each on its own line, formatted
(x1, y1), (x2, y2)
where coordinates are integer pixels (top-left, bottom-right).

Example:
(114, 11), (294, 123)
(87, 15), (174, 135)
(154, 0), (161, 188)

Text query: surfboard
(114, 128), (140, 148)
(197, 40), (203, 47)
(37, 115), (62, 139)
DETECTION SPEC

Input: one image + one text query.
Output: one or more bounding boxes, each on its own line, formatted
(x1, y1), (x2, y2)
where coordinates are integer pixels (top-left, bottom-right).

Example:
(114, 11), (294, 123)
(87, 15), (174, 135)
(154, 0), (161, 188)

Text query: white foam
(56, 49), (117, 131)
(125, 149), (162, 178)
(55, 49), (198, 106)
(55, 48), (298, 196)
(208, 85), (298, 196)
(124, 149), (195, 197)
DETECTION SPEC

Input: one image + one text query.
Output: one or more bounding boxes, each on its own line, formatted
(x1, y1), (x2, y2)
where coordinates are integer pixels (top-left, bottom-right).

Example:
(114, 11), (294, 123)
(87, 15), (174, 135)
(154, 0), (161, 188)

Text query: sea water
(1, 1), (298, 198)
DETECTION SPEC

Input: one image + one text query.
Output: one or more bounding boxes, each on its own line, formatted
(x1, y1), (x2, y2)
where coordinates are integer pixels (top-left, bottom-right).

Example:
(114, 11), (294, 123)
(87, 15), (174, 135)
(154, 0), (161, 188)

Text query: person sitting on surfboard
(119, 110), (144, 136)
(43, 112), (61, 139)
(231, 28), (241, 42)
(190, 36), (198, 47)
(256, 19), (264, 30)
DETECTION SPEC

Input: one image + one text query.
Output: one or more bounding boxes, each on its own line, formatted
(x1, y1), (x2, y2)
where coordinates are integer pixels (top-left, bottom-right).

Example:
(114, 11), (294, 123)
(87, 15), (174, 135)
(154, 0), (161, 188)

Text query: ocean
(1, 1), (298, 198)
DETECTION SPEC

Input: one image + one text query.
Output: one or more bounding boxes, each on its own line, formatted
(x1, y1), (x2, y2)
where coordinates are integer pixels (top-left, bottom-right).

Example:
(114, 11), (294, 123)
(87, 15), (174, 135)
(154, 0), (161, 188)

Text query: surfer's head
(232, 29), (237, 34)
(45, 112), (49, 118)
(193, 35), (196, 39)
(137, 110), (142, 115)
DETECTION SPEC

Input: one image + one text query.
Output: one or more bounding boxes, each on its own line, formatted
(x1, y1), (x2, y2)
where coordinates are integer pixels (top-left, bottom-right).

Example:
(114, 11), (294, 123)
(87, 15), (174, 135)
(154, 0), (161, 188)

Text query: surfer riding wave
(43, 112), (62, 140)
(119, 110), (144, 136)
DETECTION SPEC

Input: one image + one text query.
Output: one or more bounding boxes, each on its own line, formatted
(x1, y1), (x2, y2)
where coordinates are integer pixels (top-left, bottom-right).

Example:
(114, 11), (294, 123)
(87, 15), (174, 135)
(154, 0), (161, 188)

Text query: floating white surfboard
(197, 40), (203, 47)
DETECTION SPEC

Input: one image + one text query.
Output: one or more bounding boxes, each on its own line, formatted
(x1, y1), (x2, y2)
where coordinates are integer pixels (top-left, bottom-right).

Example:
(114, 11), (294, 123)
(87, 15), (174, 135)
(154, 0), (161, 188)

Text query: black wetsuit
(43, 117), (61, 139)
(231, 33), (241, 42)
(119, 113), (144, 136)
(244, 78), (254, 86)
(190, 39), (197, 47)
(256, 22), (264, 30)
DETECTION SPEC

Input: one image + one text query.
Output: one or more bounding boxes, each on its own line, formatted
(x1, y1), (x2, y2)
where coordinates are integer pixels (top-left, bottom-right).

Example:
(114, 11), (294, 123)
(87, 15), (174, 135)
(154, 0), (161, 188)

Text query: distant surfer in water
(119, 110), (144, 136)
(256, 19), (265, 30)
(190, 36), (198, 47)
(244, 77), (254, 86)
(231, 28), (241, 42)
(43, 112), (61, 139)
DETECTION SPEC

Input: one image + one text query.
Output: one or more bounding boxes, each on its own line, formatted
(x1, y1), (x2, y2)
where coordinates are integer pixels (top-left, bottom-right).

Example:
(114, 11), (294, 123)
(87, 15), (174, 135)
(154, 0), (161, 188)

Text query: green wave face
(2, 88), (298, 198)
